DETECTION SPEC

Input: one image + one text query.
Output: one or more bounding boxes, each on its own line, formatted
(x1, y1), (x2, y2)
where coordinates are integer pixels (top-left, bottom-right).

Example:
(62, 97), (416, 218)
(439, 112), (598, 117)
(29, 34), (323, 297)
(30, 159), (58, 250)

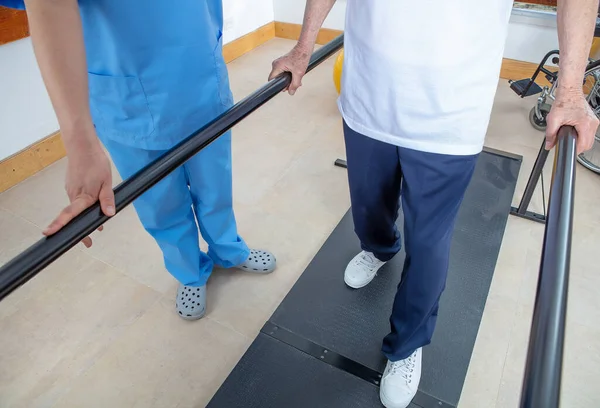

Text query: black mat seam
(261, 322), (455, 408)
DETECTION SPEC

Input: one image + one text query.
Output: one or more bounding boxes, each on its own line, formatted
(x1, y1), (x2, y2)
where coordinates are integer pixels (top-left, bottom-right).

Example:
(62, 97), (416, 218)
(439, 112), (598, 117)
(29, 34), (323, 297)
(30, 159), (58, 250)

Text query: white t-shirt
(338, 1), (513, 155)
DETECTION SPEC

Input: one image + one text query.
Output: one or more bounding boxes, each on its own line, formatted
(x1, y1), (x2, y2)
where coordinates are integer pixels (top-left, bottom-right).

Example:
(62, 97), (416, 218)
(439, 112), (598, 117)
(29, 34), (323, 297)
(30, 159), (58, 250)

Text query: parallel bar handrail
(0, 35), (345, 302)
(519, 126), (577, 408)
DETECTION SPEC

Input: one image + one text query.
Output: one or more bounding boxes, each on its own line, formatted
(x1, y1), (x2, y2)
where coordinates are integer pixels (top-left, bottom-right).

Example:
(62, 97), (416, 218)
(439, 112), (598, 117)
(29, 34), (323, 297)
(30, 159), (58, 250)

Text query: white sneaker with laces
(380, 348), (422, 408)
(344, 251), (386, 289)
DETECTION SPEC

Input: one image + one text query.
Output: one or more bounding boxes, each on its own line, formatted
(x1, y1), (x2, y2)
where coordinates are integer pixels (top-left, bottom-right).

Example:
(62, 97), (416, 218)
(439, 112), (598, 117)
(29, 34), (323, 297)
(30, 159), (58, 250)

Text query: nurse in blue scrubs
(5, 0), (276, 320)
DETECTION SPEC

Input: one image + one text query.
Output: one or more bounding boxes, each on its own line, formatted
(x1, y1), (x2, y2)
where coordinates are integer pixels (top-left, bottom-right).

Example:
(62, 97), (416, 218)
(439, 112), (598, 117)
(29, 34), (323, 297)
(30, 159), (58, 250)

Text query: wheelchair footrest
(509, 78), (543, 97)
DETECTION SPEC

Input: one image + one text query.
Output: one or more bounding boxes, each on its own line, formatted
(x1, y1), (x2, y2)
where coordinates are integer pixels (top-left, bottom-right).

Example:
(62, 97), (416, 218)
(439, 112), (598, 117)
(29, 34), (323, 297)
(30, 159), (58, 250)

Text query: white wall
(0, 38), (59, 161)
(505, 9), (559, 64)
(273, 0), (346, 30)
(273, 0), (560, 65)
(0, 1), (274, 161)
(222, 0), (274, 44)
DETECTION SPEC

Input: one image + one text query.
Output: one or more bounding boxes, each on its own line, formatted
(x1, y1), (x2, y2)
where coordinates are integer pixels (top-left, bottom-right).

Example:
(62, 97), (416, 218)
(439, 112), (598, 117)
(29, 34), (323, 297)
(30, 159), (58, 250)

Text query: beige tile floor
(1, 38), (599, 407)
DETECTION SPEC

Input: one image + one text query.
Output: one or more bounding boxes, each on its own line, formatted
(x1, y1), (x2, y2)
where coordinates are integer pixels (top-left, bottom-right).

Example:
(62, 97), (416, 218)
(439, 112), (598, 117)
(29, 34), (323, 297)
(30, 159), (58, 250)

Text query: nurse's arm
(24, 0), (94, 149)
(545, 0), (599, 154)
(23, 0), (115, 246)
(269, 0), (337, 94)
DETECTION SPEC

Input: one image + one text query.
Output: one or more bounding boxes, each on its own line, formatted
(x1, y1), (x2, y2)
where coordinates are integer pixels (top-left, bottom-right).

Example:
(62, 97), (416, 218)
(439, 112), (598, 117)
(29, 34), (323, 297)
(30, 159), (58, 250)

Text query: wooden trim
(519, 0), (557, 6)
(0, 7), (29, 46)
(590, 37), (600, 60)
(500, 58), (554, 87)
(275, 22), (342, 45)
(223, 22), (275, 63)
(0, 132), (65, 193)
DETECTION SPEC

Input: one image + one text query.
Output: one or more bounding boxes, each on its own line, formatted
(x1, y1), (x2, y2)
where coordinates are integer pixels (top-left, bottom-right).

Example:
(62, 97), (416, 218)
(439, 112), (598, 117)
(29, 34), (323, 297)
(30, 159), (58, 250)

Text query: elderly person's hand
(546, 86), (599, 155)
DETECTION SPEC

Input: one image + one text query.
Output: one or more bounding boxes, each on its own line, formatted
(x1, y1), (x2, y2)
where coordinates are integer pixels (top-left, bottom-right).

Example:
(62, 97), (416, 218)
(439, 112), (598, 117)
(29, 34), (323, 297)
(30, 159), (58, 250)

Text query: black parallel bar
(510, 138), (550, 224)
(0, 35), (345, 302)
(519, 126), (577, 408)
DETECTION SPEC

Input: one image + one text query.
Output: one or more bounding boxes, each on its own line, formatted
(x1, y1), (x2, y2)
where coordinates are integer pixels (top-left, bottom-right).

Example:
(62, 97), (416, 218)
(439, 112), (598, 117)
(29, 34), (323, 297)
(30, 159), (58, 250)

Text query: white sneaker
(380, 348), (422, 408)
(344, 251), (386, 289)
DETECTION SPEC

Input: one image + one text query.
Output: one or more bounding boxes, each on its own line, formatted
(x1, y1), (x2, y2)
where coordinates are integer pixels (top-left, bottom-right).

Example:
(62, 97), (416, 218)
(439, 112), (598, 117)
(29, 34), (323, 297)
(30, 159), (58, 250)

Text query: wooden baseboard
(0, 7), (29, 46)
(275, 22), (342, 45)
(223, 22), (275, 63)
(500, 58), (555, 86)
(0, 132), (65, 193)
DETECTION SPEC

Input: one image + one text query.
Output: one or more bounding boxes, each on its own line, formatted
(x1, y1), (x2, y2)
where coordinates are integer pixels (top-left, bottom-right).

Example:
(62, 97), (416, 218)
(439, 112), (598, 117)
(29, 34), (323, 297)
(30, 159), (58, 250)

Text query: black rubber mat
(208, 149), (521, 408)
(207, 333), (408, 408)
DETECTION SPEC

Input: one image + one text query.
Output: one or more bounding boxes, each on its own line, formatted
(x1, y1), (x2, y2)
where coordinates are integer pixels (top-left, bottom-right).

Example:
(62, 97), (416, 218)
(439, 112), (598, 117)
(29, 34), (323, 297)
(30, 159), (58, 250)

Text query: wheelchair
(509, 21), (600, 175)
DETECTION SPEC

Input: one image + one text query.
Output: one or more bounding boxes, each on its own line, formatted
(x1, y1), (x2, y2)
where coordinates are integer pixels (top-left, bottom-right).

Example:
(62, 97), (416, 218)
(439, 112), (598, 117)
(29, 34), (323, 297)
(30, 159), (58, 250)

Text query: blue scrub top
(2, 0), (233, 150)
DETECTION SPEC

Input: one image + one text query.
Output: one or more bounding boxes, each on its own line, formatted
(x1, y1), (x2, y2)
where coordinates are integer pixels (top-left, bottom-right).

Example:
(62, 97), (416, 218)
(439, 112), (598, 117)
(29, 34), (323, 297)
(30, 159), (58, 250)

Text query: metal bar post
(519, 126), (577, 408)
(0, 35), (345, 302)
(510, 138), (550, 223)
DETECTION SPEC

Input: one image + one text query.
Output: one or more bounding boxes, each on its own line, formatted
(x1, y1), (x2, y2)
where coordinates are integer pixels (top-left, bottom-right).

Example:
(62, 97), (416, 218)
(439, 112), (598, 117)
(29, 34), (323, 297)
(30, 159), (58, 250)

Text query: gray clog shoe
(176, 284), (206, 320)
(237, 249), (276, 273)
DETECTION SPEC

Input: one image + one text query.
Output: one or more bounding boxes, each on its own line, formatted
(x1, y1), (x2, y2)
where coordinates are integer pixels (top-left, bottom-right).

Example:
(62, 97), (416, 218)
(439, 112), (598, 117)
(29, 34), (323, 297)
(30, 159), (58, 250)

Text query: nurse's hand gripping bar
(0, 35), (344, 302)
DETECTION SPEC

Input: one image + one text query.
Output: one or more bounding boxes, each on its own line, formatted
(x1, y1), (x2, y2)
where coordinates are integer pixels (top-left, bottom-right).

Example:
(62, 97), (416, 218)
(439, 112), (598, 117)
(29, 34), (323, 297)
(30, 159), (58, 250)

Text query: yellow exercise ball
(333, 49), (344, 95)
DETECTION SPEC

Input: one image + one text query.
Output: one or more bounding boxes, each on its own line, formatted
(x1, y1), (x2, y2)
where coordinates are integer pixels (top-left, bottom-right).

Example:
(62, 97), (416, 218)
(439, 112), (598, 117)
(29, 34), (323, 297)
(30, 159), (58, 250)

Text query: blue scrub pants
(103, 131), (249, 287)
(343, 122), (479, 361)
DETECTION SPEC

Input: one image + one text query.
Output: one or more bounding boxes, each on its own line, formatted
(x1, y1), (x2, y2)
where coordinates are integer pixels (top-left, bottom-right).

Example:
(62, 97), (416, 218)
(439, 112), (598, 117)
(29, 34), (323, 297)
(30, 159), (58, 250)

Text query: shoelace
(389, 352), (416, 383)
(355, 253), (379, 271)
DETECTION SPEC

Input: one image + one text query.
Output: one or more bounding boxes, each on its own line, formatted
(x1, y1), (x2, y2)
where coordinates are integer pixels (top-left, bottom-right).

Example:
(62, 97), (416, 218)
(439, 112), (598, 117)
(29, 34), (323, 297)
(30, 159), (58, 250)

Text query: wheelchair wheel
(577, 134), (600, 174)
(529, 106), (547, 132)
(578, 60), (600, 174)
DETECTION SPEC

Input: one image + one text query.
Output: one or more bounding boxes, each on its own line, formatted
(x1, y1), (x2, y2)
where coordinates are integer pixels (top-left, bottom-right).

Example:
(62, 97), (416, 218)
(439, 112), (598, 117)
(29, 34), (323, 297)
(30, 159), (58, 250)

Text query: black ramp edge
(267, 151), (521, 406)
(207, 333), (423, 408)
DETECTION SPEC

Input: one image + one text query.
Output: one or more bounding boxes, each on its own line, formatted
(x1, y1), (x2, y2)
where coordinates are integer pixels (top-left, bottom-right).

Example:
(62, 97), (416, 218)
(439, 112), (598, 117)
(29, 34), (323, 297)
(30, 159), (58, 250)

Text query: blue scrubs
(4, 0), (249, 286)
